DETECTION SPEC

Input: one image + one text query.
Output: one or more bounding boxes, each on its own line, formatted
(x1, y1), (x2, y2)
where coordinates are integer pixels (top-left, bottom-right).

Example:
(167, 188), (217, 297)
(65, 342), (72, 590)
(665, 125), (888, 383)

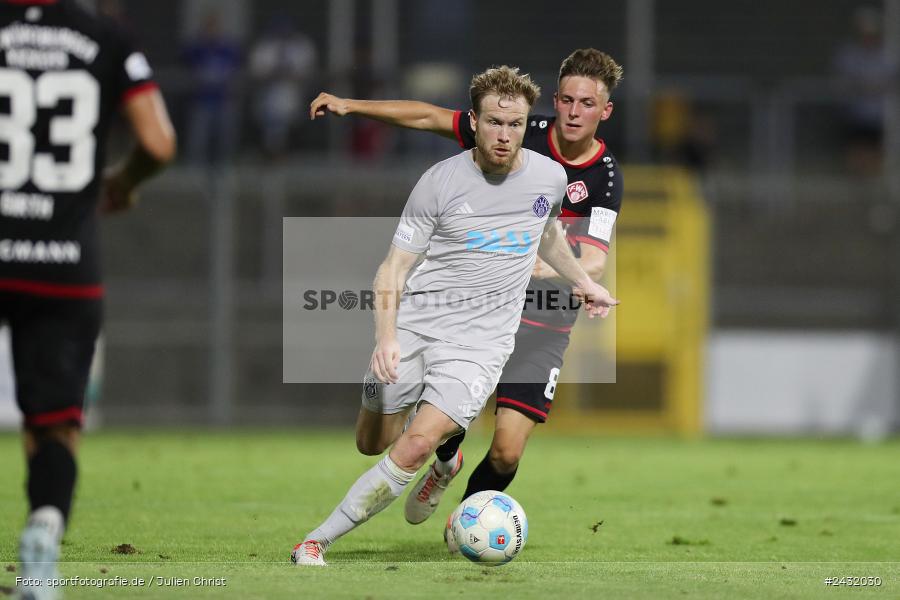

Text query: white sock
(26, 506), (65, 542)
(305, 455), (415, 548)
(434, 449), (460, 476)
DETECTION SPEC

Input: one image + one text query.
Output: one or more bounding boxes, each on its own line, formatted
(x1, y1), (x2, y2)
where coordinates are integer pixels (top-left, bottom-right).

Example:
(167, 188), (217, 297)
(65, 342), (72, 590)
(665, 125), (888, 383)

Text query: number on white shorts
(469, 374), (489, 401)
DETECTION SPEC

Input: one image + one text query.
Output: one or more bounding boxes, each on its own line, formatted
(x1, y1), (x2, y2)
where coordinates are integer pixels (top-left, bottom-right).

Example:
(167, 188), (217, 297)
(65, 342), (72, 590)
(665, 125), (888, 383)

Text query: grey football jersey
(391, 149), (568, 350)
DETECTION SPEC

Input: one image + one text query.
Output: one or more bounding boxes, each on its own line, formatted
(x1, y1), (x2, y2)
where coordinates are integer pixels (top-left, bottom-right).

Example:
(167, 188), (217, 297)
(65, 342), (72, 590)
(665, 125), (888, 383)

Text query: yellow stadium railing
(540, 166), (710, 435)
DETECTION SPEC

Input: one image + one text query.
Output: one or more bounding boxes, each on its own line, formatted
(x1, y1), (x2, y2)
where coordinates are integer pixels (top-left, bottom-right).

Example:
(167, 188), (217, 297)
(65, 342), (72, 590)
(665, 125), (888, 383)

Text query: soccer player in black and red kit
(310, 49), (623, 531)
(0, 0), (175, 594)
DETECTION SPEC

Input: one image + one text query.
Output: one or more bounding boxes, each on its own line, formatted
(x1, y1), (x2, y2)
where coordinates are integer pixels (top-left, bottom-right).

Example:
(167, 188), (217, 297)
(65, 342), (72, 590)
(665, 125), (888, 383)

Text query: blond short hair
(558, 48), (623, 93)
(469, 65), (541, 114)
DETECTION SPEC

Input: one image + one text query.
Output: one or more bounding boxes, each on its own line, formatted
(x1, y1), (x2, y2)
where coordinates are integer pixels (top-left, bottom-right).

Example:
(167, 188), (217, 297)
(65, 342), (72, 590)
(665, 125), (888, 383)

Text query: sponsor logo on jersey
(393, 223), (414, 244)
(532, 195), (550, 218)
(5, 48), (68, 69)
(0, 23), (99, 63)
(0, 191), (54, 220)
(0, 239), (80, 264)
(588, 207), (618, 241)
(454, 202), (474, 215)
(566, 180), (589, 204)
(465, 230), (533, 255)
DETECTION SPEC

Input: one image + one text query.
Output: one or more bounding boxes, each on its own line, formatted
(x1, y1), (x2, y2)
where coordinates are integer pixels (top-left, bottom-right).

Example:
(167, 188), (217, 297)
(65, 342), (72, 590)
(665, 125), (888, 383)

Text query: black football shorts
(0, 292), (101, 428)
(495, 323), (571, 423)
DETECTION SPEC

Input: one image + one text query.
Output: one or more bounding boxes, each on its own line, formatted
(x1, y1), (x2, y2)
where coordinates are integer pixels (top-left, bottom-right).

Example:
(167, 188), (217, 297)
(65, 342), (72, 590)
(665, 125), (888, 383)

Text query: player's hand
(98, 168), (138, 215)
(310, 92), (351, 120)
(572, 281), (619, 319)
(370, 336), (401, 384)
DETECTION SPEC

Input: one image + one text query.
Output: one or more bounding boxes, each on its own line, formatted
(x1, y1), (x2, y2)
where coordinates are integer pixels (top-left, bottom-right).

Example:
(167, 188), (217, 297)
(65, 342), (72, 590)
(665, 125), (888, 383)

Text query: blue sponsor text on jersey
(465, 230), (534, 255)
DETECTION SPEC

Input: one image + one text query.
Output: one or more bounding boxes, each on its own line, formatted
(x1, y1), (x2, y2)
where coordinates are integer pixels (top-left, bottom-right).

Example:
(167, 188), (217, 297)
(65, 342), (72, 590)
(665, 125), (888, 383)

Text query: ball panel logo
(566, 180), (588, 204)
(513, 514), (523, 552)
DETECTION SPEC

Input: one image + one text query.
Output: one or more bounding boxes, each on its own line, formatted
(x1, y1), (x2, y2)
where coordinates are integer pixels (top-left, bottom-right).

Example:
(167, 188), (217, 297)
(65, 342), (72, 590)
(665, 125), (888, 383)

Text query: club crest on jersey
(566, 180), (589, 204)
(532, 195), (550, 218)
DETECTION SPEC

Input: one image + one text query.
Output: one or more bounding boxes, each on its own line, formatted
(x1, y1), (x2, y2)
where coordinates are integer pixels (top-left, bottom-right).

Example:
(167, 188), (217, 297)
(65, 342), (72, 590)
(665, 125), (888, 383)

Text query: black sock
(436, 431), (465, 462)
(462, 454), (517, 500)
(27, 439), (77, 524)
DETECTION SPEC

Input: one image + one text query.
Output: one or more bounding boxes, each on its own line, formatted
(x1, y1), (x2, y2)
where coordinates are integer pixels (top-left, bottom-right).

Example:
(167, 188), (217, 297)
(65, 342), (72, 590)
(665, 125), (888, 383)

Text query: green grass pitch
(1, 430), (898, 599)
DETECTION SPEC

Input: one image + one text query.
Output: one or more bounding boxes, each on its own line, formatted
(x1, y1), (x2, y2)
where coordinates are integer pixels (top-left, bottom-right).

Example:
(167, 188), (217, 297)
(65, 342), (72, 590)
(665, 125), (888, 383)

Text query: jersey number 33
(0, 67), (99, 193)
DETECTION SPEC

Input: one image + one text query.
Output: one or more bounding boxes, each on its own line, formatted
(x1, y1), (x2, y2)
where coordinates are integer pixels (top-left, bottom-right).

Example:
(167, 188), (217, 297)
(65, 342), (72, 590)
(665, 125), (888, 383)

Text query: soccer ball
(447, 490), (528, 565)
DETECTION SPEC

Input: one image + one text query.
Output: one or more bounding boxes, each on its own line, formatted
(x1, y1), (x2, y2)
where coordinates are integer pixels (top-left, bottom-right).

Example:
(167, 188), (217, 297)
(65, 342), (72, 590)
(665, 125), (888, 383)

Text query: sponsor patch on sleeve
(125, 52), (153, 81)
(394, 223), (415, 245)
(588, 207), (617, 241)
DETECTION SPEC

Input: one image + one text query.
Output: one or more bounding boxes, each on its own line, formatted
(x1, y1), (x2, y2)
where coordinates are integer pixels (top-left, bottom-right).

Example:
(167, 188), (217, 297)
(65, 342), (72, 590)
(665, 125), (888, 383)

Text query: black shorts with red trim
(495, 321), (571, 423)
(0, 291), (102, 428)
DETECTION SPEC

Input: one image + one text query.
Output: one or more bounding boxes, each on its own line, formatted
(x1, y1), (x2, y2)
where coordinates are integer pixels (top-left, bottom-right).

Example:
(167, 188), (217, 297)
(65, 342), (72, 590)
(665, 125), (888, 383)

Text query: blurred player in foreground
(293, 66), (618, 566)
(0, 1), (175, 596)
(310, 49), (623, 531)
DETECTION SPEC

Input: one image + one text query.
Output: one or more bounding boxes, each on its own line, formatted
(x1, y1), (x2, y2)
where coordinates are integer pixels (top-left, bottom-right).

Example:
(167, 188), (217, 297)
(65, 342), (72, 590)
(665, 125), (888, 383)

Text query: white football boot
(18, 506), (64, 600)
(404, 450), (463, 524)
(290, 540), (327, 566)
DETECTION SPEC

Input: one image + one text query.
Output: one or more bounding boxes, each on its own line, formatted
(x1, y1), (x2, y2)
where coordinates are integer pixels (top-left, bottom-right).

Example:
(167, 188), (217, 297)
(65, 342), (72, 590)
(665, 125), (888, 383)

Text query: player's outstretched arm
(370, 245), (421, 383)
(310, 92), (457, 139)
(538, 222), (618, 318)
(532, 243), (607, 282)
(100, 89), (176, 214)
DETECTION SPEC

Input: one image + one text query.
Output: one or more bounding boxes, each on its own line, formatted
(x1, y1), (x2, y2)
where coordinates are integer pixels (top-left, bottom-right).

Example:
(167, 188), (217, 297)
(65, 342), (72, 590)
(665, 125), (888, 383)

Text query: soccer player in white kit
(292, 66), (618, 566)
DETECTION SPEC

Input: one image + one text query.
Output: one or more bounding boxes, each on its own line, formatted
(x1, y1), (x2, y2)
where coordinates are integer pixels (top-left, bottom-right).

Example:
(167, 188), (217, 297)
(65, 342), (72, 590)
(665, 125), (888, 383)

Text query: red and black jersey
(0, 0), (157, 298)
(452, 111), (623, 330)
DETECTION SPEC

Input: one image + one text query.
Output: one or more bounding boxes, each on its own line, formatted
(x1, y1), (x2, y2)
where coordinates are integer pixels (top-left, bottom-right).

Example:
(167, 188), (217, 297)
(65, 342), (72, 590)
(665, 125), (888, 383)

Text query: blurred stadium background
(1, 0), (899, 438)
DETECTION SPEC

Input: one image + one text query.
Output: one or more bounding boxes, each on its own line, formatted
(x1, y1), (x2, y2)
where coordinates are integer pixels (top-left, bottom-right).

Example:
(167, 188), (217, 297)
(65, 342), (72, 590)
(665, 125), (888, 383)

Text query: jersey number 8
(544, 367), (560, 400)
(0, 68), (99, 193)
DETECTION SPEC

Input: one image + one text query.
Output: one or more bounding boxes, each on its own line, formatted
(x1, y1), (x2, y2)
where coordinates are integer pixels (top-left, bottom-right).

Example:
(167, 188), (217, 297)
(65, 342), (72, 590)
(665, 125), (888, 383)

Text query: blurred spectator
(249, 18), (317, 159)
(652, 90), (717, 171)
(401, 0), (471, 159)
(349, 46), (392, 162)
(183, 12), (241, 166)
(400, 63), (467, 159)
(832, 6), (898, 176)
(97, 0), (127, 28)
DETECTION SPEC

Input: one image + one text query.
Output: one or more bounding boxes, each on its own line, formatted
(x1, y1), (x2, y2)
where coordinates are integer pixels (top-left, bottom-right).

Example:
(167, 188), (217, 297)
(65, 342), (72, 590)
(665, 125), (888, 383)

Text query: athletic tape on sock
(380, 454), (416, 486)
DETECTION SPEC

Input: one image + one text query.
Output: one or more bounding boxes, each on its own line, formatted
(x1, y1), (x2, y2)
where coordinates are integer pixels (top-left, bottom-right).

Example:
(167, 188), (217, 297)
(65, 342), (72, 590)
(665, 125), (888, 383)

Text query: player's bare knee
(28, 424), (79, 454)
(392, 433), (434, 471)
(355, 433), (387, 456)
(488, 443), (522, 474)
